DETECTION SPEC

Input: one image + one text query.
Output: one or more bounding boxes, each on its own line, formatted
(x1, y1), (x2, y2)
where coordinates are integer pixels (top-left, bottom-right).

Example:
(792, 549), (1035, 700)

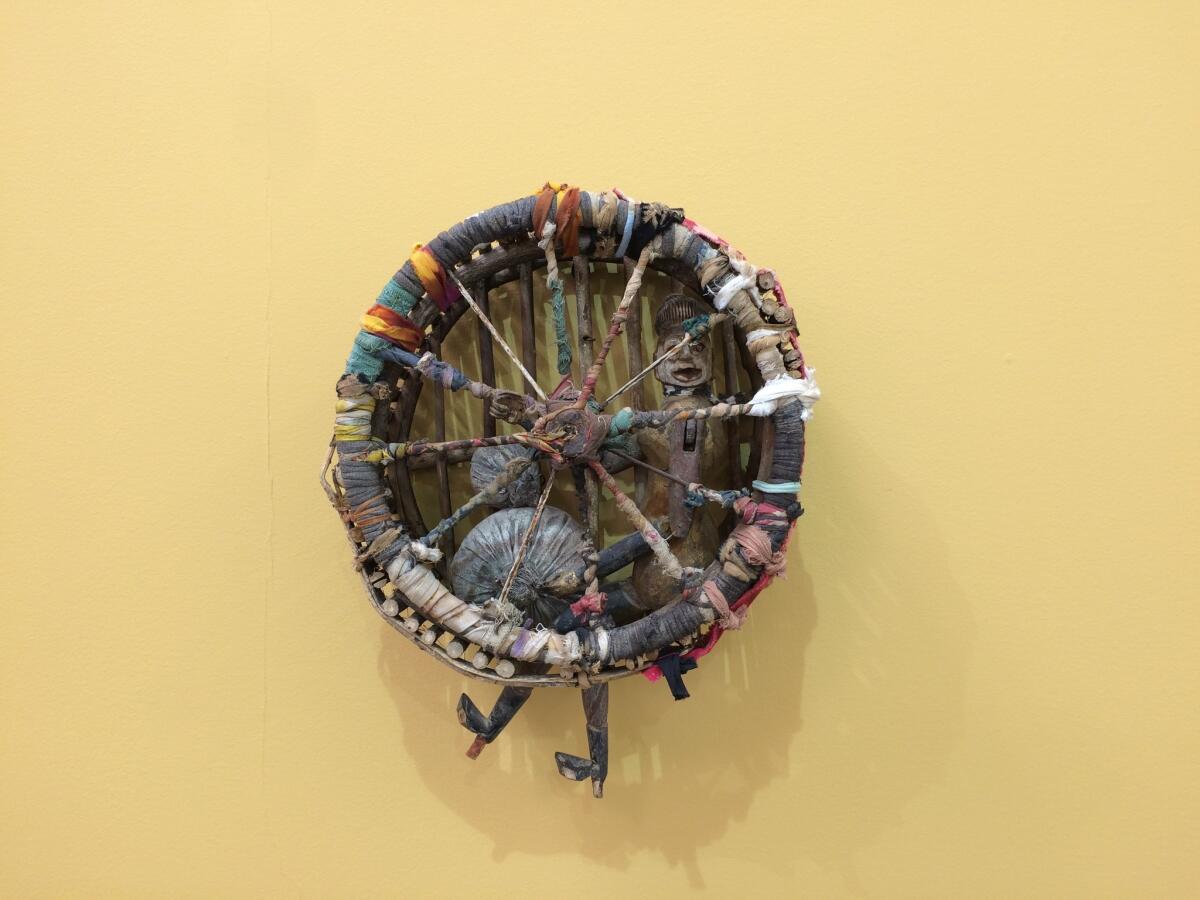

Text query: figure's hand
(489, 390), (539, 425)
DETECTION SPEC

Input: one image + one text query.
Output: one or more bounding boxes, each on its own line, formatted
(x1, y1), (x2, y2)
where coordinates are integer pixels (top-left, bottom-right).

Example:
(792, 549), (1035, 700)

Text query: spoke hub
(540, 402), (611, 463)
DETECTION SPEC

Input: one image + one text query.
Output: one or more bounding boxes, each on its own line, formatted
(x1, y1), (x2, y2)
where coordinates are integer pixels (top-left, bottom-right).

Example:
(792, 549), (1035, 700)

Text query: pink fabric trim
(642, 529), (795, 683)
(682, 217), (729, 248)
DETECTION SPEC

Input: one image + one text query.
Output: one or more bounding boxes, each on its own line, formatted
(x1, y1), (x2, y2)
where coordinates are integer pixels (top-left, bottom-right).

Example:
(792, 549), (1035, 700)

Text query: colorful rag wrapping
(409, 244), (460, 311)
(532, 182), (582, 257)
(360, 303), (423, 351)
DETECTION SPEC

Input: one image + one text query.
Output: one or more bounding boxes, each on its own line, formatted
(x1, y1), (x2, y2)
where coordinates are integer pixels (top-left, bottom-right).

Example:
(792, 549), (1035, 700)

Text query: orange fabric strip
(361, 304), (422, 350)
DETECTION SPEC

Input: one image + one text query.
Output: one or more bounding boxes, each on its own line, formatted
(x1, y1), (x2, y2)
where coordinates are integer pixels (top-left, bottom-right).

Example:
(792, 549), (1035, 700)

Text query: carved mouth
(672, 366), (703, 382)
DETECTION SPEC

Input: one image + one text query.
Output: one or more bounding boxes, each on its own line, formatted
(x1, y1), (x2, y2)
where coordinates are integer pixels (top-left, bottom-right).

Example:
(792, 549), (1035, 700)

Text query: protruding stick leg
(554, 682), (610, 798)
(457, 686), (534, 759)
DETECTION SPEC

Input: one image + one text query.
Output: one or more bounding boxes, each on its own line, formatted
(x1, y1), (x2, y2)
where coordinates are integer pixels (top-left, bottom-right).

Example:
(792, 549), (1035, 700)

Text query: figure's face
(654, 332), (712, 388)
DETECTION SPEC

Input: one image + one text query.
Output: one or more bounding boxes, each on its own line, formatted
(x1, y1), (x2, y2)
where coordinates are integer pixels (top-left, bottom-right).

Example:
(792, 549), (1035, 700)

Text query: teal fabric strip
(682, 314), (711, 338)
(608, 407), (634, 435)
(376, 278), (418, 316)
(550, 277), (572, 376)
(752, 479), (801, 494)
(344, 330), (389, 381)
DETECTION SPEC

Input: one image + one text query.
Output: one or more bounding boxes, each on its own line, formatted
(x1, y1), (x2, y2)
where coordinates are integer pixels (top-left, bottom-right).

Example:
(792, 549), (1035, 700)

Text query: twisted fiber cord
(586, 458), (683, 580)
(576, 244), (653, 408)
(496, 467), (558, 610)
(538, 220), (574, 377)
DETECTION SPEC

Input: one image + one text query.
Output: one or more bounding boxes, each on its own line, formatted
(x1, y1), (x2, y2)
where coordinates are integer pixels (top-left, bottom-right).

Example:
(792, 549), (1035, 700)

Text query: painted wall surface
(2, 2), (1197, 897)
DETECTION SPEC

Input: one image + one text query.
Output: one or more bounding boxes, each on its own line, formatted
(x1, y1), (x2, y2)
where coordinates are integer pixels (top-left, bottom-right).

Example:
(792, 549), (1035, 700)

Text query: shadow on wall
(374, 405), (971, 889)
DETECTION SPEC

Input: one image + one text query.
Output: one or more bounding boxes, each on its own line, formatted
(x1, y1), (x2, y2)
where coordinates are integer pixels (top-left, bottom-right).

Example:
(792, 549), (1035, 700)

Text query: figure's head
(653, 294), (714, 389)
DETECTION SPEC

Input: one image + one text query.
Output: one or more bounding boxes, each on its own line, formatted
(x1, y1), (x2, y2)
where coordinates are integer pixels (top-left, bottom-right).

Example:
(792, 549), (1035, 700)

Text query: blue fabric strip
(376, 277), (419, 315)
(614, 204), (635, 259)
(752, 479), (801, 494)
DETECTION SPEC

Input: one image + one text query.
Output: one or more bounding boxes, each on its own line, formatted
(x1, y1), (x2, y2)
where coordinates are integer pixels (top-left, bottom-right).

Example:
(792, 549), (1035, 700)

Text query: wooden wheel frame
(322, 185), (818, 793)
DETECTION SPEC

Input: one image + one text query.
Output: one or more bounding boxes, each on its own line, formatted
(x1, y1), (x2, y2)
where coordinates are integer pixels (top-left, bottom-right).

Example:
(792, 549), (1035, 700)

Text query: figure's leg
(457, 686), (534, 758)
(554, 682), (609, 798)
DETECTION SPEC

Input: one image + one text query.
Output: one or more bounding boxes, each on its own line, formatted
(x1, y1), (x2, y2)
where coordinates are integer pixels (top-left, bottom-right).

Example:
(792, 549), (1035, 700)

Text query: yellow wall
(2, 2), (1197, 896)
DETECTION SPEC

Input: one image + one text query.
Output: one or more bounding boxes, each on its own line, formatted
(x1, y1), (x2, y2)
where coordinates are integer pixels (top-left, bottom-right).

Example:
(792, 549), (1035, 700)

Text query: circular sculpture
(322, 184), (819, 796)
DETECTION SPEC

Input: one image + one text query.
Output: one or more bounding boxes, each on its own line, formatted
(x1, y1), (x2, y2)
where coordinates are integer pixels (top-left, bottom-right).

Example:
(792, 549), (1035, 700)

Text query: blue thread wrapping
(752, 479), (802, 494)
(615, 204), (635, 259)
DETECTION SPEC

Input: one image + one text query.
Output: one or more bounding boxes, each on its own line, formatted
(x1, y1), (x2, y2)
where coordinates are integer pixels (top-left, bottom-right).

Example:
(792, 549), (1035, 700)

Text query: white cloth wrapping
(746, 371), (822, 419)
(385, 551), (582, 666)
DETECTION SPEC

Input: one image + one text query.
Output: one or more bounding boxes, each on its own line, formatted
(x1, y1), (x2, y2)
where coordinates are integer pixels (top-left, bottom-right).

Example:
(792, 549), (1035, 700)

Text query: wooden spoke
(475, 277), (497, 438)
(519, 261), (538, 385)
(449, 269), (549, 401)
(605, 449), (744, 508)
(720, 316), (744, 489)
(432, 334), (455, 558)
(351, 431), (561, 464)
(496, 467), (558, 610)
(575, 245), (653, 409)
(377, 345), (542, 418)
(586, 459), (686, 582)
(573, 256), (594, 376)
(571, 466), (601, 596)
(620, 398), (764, 432)
(420, 453), (539, 550)
(623, 259), (648, 507)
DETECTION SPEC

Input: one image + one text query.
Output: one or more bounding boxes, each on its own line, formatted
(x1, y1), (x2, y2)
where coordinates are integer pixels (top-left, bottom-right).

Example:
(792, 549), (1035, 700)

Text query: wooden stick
(405, 446), (475, 469)
(574, 256), (594, 374)
(420, 455), (536, 548)
(626, 399), (763, 431)
(575, 246), (652, 409)
(570, 467), (601, 598)
(586, 459), (683, 580)
(496, 468), (557, 609)
(449, 270), (548, 401)
(519, 261), (537, 385)
(390, 370), (427, 536)
(735, 328), (765, 489)
(431, 335), (455, 560)
(624, 259), (649, 507)
(357, 431), (553, 463)
(475, 277), (496, 438)
(570, 256), (602, 550)
(606, 448), (741, 507)
(721, 317), (744, 489)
